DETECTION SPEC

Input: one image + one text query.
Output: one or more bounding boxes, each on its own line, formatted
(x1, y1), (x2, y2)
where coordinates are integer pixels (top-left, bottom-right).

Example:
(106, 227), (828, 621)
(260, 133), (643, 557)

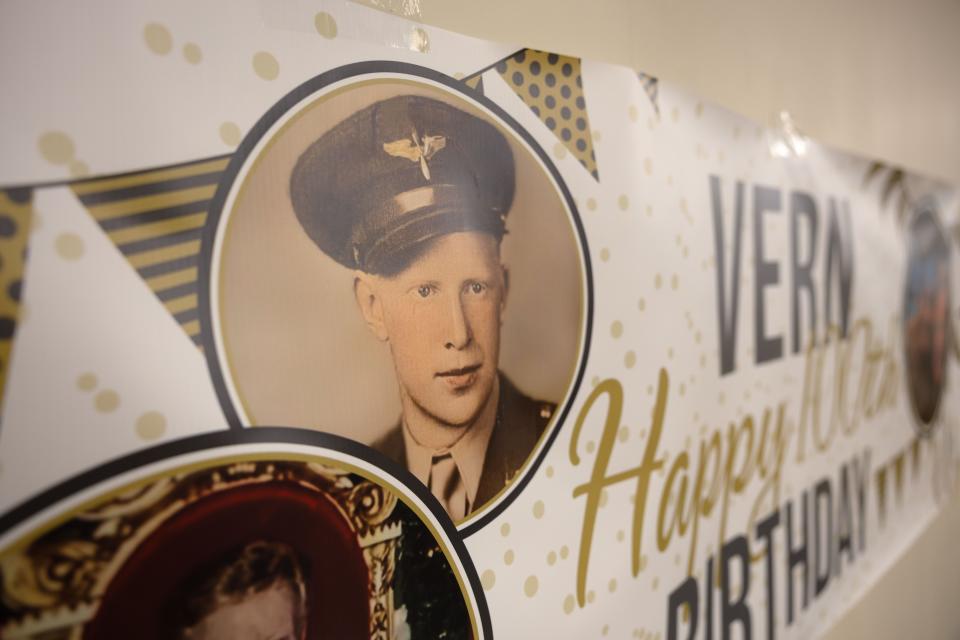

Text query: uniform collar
(401, 381), (500, 509)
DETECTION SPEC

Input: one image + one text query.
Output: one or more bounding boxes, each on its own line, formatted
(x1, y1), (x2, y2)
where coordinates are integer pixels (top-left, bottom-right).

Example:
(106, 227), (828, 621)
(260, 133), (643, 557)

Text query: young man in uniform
(290, 94), (555, 522)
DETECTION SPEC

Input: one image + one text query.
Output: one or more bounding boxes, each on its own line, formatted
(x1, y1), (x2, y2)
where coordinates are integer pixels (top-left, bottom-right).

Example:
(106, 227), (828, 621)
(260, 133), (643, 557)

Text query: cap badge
(383, 130), (447, 181)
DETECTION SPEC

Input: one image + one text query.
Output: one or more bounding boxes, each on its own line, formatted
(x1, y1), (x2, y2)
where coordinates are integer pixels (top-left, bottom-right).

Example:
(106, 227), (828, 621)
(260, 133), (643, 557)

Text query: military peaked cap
(290, 94), (516, 275)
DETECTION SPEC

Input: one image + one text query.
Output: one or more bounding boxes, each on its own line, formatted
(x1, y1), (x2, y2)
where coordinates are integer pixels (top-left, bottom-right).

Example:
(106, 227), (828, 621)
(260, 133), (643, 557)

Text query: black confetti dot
(576, 96), (586, 109)
(512, 71), (524, 86)
(547, 53), (559, 65)
(0, 216), (17, 238)
(576, 139), (587, 152)
(561, 106), (571, 120)
(530, 61), (541, 75)
(531, 106), (541, 117)
(545, 117), (556, 130)
(496, 61), (507, 74)
(545, 95), (556, 109)
(529, 83), (540, 98)
(562, 128), (572, 141)
(515, 50), (526, 63)
(562, 63), (573, 77)
(8, 280), (21, 302)
(6, 188), (31, 204)
(0, 316), (15, 340)
(561, 85), (571, 99)
(576, 117), (587, 131)
(545, 73), (556, 87)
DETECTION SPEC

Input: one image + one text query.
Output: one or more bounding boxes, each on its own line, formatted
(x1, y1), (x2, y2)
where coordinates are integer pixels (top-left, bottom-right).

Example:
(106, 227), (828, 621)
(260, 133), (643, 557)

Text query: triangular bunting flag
(0, 188), (33, 414)
(875, 466), (888, 525)
(893, 452), (906, 503)
(638, 71), (660, 116)
(462, 73), (485, 96)
(70, 156), (231, 346)
(496, 49), (599, 179)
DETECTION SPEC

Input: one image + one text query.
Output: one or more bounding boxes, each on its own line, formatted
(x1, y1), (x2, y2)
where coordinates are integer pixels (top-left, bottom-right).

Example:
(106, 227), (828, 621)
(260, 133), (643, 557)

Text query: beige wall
(361, 0), (960, 636)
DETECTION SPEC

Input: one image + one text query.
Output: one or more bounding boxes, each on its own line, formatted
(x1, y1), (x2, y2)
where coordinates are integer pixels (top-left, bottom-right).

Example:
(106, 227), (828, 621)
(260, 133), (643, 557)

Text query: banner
(1, 2), (958, 638)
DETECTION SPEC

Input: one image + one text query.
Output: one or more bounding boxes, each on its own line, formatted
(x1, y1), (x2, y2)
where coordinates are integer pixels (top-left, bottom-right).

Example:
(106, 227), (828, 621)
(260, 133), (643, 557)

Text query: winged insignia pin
(382, 130), (447, 180)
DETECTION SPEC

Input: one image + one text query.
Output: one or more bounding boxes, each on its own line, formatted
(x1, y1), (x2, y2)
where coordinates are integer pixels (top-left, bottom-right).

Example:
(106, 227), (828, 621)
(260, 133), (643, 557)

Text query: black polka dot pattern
(496, 49), (599, 179)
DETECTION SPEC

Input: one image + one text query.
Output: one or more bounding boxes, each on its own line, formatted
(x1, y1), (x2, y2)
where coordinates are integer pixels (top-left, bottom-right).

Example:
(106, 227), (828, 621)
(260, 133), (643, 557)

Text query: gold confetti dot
(533, 500), (545, 519)
(143, 23), (173, 55)
(76, 372), (97, 392)
(610, 320), (623, 338)
(645, 204), (653, 216)
(408, 26), (430, 53)
(545, 465), (554, 478)
(69, 160), (89, 177)
(252, 51), (279, 80)
(618, 194), (629, 210)
(563, 594), (576, 614)
(504, 549), (515, 565)
(314, 11), (338, 38)
(695, 102), (703, 118)
(643, 157), (653, 176)
(624, 350), (637, 369)
(671, 107), (680, 122)
(560, 545), (569, 559)
(667, 347), (674, 359)
(135, 411), (167, 441)
(586, 197), (597, 211)
(587, 590), (596, 603)
(616, 529), (625, 541)
(553, 142), (568, 160)
(524, 575), (539, 597)
(618, 426), (629, 442)
(628, 105), (639, 122)
(219, 122), (241, 147)
(600, 248), (610, 262)
(608, 578), (618, 592)
(37, 131), (75, 165)
(638, 297), (646, 311)
(603, 624), (610, 636)
(599, 491), (608, 507)
(679, 383), (686, 396)
(586, 440), (596, 453)
(654, 273), (662, 289)
(548, 551), (557, 565)
(593, 129), (602, 142)
(481, 569), (496, 590)
(95, 389), (120, 413)
(671, 274), (679, 289)
(55, 233), (84, 260)
(500, 522), (511, 537)
(183, 42), (202, 64)
(652, 576), (659, 590)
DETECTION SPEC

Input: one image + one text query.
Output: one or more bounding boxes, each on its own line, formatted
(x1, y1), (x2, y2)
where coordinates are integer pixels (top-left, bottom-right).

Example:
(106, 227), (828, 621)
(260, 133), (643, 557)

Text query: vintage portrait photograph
(208, 70), (587, 525)
(903, 206), (951, 428)
(0, 445), (480, 639)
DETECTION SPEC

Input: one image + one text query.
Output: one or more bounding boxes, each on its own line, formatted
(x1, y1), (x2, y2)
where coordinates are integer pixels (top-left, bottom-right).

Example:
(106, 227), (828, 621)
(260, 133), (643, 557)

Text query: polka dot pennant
(637, 72), (660, 116)
(0, 189), (33, 412)
(496, 49), (599, 180)
(69, 156), (231, 347)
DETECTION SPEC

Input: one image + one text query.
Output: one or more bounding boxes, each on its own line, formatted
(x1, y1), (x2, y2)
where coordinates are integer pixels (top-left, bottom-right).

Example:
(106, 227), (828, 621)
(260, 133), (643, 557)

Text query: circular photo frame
(902, 202), (951, 434)
(0, 429), (490, 639)
(200, 62), (592, 533)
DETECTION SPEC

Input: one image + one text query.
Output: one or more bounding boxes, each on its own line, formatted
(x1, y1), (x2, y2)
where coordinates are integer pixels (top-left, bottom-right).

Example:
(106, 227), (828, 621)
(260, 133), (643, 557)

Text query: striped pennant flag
(638, 72), (659, 116)
(0, 188), (33, 414)
(70, 156), (230, 346)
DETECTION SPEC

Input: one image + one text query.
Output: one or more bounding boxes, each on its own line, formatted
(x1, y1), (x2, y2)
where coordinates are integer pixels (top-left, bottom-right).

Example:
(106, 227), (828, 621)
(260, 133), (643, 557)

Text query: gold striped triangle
(875, 466), (888, 525)
(0, 188), (33, 413)
(462, 73), (484, 95)
(70, 157), (230, 346)
(496, 49), (599, 180)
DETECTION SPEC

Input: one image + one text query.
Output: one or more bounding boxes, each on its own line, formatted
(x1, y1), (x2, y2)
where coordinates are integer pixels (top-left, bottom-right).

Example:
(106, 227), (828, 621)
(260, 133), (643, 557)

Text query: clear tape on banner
(259, 0), (429, 53)
(767, 110), (809, 158)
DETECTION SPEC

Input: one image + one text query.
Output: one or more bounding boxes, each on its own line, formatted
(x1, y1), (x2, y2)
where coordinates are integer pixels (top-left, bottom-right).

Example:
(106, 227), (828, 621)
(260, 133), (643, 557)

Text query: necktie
(429, 453), (468, 521)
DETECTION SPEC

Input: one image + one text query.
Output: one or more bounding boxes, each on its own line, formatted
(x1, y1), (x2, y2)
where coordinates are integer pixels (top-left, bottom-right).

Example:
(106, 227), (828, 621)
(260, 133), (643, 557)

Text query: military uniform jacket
(372, 374), (555, 511)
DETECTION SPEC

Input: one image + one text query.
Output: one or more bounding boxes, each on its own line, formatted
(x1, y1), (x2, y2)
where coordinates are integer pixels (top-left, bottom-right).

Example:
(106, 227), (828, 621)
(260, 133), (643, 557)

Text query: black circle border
(196, 60), (594, 537)
(902, 200), (951, 437)
(0, 427), (494, 639)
